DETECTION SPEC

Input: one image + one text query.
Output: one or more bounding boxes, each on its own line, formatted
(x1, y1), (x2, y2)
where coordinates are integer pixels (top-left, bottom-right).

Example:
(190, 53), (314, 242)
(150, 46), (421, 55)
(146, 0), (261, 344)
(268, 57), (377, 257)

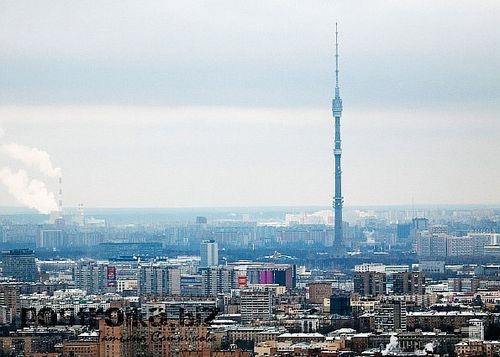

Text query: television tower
(332, 23), (344, 249)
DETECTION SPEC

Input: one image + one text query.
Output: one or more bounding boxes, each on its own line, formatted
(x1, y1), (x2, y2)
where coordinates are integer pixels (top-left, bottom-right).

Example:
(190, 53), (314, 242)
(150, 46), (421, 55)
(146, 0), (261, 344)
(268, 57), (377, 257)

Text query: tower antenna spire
(335, 22), (339, 93)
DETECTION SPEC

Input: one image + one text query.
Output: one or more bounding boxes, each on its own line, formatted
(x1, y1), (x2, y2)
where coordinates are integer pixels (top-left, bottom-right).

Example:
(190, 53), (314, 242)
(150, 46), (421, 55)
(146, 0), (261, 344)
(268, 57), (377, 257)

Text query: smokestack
(58, 176), (63, 214)
(50, 175), (63, 225)
(78, 203), (85, 226)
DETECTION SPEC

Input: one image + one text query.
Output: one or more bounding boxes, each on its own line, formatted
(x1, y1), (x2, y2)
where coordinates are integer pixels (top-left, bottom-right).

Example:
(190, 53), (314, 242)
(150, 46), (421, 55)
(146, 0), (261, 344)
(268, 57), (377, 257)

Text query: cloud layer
(0, 1), (499, 110)
(0, 105), (497, 208)
(0, 1), (498, 208)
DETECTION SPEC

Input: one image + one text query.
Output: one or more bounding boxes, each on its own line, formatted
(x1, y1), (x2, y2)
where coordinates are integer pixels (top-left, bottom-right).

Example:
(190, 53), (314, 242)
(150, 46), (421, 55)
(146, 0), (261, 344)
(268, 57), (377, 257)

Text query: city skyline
(1, 3), (500, 357)
(0, 1), (499, 209)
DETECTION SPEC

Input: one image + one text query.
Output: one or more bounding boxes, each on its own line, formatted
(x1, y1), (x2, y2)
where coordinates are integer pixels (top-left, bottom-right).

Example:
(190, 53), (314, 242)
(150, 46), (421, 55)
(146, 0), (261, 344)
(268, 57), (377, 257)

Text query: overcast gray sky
(0, 0), (499, 208)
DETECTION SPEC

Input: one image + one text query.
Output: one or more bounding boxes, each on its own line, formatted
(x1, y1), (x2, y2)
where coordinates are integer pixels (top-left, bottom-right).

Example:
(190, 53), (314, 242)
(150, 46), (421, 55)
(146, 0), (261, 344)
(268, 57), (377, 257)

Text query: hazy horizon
(1, 203), (498, 213)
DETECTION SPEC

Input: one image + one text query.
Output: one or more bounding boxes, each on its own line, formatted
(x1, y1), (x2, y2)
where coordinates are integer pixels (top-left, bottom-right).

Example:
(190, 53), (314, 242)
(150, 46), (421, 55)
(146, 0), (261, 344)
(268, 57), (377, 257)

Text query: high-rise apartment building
(200, 240), (218, 268)
(36, 229), (64, 249)
(74, 261), (108, 295)
(353, 272), (386, 297)
(412, 218), (429, 231)
(468, 319), (484, 341)
(201, 266), (237, 296)
(431, 235), (448, 257)
(0, 285), (19, 324)
(240, 290), (273, 324)
(393, 272), (426, 295)
(430, 224), (448, 235)
(138, 264), (181, 296)
(308, 282), (332, 304)
(416, 234), (493, 257)
(98, 317), (214, 357)
(373, 300), (407, 332)
(446, 236), (475, 256)
(396, 223), (412, 241)
(416, 233), (447, 257)
(1, 249), (37, 282)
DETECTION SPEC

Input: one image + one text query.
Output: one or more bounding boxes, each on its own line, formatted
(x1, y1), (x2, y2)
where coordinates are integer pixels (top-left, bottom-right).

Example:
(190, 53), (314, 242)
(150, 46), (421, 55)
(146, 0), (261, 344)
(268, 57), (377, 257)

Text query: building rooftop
(278, 333), (325, 338)
(407, 311), (487, 316)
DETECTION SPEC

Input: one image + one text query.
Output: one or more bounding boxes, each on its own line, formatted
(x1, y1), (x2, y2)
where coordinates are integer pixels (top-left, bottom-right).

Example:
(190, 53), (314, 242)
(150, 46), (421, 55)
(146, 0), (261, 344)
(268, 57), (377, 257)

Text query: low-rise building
(455, 340), (500, 357)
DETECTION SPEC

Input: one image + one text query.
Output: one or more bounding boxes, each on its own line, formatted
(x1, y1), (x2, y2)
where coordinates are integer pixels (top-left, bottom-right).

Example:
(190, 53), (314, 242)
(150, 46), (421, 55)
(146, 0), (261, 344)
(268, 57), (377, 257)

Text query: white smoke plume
(0, 168), (59, 214)
(423, 342), (435, 353)
(0, 143), (62, 178)
(382, 335), (399, 355)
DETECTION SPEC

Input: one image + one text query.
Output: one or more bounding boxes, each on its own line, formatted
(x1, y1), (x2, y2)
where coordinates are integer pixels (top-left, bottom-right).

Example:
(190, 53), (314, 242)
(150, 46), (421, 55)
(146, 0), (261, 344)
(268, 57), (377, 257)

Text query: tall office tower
(138, 264), (181, 296)
(330, 292), (352, 316)
(332, 23), (344, 249)
(1, 249), (37, 282)
(200, 239), (218, 268)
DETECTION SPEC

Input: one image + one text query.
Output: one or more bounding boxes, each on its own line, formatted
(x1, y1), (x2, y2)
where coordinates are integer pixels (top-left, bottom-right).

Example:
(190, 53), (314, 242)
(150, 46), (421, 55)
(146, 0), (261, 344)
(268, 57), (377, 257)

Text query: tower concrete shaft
(332, 23), (343, 248)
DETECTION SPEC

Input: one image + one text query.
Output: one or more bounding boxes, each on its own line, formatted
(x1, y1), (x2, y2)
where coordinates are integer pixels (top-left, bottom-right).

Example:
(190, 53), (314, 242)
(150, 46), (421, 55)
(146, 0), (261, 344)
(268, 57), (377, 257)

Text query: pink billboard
(259, 270), (273, 284)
